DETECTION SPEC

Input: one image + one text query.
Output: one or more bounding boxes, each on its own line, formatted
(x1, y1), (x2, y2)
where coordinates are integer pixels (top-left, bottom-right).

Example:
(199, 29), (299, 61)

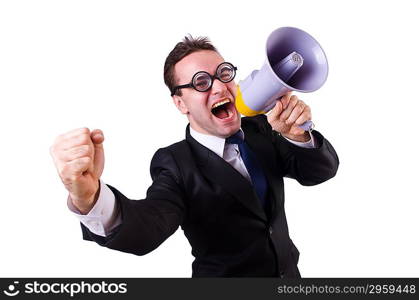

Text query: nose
(210, 78), (228, 96)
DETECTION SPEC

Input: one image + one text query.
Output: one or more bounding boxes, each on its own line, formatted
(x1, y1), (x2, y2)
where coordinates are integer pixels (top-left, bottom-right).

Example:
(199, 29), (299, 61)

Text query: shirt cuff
(67, 180), (122, 237)
(282, 130), (317, 148)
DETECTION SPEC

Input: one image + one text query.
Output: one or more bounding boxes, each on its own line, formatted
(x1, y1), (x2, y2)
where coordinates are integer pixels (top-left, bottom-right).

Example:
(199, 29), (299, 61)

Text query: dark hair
(164, 35), (218, 96)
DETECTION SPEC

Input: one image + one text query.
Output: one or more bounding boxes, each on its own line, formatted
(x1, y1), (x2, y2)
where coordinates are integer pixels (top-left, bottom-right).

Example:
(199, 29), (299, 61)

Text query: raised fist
(50, 128), (105, 214)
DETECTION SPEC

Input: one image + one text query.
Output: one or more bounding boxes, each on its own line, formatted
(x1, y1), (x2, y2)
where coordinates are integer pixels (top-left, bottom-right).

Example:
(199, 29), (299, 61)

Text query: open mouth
(211, 99), (234, 120)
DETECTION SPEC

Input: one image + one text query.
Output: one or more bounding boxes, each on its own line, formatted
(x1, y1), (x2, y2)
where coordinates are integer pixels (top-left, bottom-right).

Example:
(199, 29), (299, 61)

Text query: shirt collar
(189, 125), (244, 158)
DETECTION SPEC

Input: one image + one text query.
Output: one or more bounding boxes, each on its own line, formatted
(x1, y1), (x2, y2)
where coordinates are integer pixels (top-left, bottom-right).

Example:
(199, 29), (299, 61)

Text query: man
(50, 36), (339, 277)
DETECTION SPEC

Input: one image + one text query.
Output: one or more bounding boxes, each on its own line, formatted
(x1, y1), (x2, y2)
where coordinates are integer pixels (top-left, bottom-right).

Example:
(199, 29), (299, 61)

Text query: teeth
(211, 99), (231, 109)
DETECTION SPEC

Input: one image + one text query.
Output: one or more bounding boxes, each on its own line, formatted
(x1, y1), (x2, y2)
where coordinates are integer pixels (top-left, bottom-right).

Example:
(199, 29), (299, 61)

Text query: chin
(217, 119), (241, 138)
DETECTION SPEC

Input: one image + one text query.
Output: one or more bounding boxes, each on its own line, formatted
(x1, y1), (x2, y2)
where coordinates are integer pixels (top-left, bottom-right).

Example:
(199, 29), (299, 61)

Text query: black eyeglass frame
(171, 62), (237, 96)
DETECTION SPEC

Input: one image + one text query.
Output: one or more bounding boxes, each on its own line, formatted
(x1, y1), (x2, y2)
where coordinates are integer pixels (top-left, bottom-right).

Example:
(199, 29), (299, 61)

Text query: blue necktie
(226, 131), (268, 209)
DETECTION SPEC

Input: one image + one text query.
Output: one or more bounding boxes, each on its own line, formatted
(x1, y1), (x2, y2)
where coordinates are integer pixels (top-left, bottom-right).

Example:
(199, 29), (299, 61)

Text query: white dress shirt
(68, 127), (316, 237)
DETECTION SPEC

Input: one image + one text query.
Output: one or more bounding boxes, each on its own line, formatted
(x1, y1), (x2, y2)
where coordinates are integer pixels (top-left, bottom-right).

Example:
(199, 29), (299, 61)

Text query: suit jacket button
(269, 226), (273, 235)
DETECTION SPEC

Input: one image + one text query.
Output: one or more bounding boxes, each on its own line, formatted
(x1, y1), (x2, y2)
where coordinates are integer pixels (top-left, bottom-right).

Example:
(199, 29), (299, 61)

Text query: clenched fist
(267, 92), (312, 142)
(50, 128), (105, 214)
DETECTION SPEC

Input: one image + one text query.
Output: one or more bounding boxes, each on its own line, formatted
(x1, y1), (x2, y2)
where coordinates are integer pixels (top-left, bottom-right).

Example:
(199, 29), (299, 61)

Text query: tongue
(213, 107), (229, 119)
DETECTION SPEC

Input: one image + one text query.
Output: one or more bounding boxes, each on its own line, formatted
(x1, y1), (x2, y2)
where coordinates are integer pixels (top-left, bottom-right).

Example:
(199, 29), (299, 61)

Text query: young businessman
(50, 36), (339, 277)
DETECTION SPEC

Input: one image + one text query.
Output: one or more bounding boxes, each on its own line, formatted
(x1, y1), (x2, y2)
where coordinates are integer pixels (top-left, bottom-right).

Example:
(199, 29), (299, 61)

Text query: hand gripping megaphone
(235, 27), (329, 131)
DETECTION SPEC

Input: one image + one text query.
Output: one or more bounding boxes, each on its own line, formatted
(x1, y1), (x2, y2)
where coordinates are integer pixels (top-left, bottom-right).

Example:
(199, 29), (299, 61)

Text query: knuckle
(74, 157), (87, 167)
(58, 166), (68, 179)
(74, 145), (91, 156)
(83, 145), (93, 156)
(297, 102), (305, 111)
(78, 127), (90, 134)
(81, 156), (91, 164)
(79, 134), (91, 145)
(68, 174), (78, 183)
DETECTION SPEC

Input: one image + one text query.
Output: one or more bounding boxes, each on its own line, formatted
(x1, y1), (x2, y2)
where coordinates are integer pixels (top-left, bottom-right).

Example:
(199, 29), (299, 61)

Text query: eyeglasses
(171, 62), (237, 96)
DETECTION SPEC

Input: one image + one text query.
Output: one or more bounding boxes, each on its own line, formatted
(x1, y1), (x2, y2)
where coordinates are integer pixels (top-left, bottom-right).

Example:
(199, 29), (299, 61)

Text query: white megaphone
(235, 27), (329, 131)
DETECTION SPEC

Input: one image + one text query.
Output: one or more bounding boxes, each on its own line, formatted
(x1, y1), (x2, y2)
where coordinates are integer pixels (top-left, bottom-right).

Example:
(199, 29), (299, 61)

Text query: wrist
(70, 187), (100, 215)
(281, 132), (311, 143)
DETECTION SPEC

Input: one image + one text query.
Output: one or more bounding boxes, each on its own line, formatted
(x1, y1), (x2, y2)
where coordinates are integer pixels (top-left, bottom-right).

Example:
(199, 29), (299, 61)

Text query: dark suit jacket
(81, 115), (339, 277)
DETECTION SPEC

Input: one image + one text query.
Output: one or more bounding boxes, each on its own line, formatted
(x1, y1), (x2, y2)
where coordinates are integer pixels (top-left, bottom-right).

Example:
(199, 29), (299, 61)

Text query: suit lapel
(185, 125), (267, 223)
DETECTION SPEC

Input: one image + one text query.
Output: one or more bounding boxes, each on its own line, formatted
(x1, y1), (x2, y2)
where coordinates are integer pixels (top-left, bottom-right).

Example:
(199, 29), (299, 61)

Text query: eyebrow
(193, 62), (226, 74)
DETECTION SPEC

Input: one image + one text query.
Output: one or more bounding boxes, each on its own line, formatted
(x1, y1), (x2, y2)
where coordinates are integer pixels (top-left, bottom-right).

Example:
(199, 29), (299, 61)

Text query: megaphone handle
(298, 120), (314, 132)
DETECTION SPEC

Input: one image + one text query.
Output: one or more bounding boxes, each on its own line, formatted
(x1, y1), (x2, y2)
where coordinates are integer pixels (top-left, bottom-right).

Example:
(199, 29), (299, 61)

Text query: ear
(172, 95), (189, 114)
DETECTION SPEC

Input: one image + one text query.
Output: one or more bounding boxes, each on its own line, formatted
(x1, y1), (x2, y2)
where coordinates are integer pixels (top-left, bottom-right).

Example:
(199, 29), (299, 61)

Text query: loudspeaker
(235, 27), (328, 131)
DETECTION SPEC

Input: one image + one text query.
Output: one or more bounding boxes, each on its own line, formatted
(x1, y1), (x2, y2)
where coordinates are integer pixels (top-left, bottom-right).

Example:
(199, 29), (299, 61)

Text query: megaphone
(235, 27), (329, 131)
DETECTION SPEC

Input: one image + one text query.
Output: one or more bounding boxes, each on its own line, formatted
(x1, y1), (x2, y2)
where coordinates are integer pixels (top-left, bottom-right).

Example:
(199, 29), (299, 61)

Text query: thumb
(91, 129), (104, 145)
(90, 129), (105, 177)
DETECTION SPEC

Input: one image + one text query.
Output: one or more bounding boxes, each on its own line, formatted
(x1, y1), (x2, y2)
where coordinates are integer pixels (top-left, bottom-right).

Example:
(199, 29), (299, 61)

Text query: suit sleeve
(273, 129), (339, 185)
(248, 115), (339, 186)
(80, 148), (186, 256)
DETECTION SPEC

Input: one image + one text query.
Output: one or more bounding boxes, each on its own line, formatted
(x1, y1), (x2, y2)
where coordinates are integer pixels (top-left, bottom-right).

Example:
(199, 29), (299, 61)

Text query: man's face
(173, 50), (241, 138)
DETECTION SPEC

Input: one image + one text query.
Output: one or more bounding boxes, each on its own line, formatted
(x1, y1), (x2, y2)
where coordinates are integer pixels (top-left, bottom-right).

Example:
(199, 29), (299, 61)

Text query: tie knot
(225, 131), (244, 145)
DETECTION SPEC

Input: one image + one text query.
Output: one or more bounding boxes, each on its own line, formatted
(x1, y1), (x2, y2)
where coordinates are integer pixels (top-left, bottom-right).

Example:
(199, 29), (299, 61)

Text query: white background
(1, 0), (418, 277)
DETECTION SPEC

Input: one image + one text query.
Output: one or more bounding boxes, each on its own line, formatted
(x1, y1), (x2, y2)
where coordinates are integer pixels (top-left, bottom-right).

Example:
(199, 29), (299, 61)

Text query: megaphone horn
(235, 27), (329, 131)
